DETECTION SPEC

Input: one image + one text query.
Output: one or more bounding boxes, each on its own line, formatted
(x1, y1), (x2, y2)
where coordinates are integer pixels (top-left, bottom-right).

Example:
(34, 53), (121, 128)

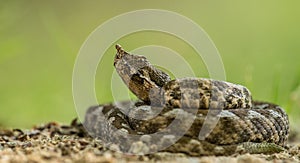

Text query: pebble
(0, 119), (298, 162)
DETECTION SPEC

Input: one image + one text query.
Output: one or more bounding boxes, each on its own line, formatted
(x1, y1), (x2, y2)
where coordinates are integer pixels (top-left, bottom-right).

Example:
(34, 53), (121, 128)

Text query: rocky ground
(0, 119), (299, 163)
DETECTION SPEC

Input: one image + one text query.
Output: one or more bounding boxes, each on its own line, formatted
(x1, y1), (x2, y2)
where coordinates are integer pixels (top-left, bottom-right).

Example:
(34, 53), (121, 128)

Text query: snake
(83, 44), (290, 156)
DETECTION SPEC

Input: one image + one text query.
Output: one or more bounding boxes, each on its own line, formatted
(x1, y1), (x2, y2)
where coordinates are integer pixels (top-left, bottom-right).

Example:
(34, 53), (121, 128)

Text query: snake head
(113, 44), (171, 104)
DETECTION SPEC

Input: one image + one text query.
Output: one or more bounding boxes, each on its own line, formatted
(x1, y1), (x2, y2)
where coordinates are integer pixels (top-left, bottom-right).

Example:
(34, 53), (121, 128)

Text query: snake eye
(131, 73), (144, 85)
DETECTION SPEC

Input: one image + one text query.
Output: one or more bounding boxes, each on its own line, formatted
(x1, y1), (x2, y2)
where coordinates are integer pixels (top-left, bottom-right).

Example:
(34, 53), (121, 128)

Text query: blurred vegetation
(0, 1), (299, 128)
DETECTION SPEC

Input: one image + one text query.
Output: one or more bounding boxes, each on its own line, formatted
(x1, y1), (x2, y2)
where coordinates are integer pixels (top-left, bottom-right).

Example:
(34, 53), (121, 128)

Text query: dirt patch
(0, 119), (299, 163)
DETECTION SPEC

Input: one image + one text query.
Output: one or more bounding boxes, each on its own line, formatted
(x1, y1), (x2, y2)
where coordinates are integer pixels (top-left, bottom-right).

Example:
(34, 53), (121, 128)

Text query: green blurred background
(1, 1), (300, 128)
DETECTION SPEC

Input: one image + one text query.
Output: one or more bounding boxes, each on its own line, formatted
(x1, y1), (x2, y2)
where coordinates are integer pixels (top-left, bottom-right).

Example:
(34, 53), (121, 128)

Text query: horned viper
(84, 45), (289, 156)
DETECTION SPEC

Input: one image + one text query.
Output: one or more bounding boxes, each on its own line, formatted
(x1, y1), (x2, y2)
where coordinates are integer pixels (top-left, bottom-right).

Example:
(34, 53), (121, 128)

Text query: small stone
(128, 141), (150, 155)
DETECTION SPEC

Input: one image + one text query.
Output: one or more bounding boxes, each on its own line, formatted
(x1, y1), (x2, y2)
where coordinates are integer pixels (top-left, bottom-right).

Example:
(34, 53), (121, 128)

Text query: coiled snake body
(84, 45), (289, 156)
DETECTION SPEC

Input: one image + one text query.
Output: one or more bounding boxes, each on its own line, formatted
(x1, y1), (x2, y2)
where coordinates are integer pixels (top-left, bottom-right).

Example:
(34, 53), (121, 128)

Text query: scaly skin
(84, 44), (289, 155)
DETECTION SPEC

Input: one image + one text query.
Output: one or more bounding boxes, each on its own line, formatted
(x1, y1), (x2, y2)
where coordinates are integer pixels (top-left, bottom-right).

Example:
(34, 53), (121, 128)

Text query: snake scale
(84, 45), (289, 156)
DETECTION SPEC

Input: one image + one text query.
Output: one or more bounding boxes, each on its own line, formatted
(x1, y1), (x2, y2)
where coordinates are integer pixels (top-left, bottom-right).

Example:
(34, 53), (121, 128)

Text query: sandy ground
(0, 119), (299, 163)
